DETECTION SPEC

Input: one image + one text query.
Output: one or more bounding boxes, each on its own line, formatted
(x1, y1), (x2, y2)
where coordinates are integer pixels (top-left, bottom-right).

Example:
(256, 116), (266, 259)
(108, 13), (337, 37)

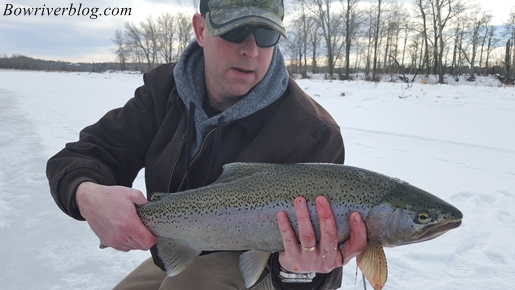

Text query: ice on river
(0, 69), (514, 289)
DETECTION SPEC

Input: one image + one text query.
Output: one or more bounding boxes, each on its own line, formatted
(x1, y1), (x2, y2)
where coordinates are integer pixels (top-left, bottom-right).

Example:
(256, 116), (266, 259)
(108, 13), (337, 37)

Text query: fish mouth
(416, 220), (462, 243)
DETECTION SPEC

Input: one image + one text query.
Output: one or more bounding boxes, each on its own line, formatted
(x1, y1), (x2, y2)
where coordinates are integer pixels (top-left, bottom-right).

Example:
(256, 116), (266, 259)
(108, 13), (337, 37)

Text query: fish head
(365, 180), (463, 247)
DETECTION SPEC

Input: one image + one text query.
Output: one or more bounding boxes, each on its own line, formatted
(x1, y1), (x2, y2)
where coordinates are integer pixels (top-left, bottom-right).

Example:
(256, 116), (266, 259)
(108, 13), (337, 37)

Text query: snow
(0, 69), (514, 289)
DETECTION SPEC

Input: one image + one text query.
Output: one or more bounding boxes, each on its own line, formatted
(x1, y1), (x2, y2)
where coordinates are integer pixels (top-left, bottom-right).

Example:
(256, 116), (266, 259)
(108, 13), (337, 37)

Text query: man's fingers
(128, 189), (148, 205)
(131, 224), (158, 250)
(277, 212), (300, 257)
(294, 197), (316, 249)
(277, 196), (369, 274)
(101, 235), (139, 252)
(316, 196), (338, 247)
(342, 212), (367, 265)
(316, 196), (341, 269)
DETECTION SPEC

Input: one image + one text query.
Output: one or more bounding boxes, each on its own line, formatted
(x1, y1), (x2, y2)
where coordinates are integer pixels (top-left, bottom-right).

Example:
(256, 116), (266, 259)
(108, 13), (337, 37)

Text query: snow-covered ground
(0, 69), (514, 289)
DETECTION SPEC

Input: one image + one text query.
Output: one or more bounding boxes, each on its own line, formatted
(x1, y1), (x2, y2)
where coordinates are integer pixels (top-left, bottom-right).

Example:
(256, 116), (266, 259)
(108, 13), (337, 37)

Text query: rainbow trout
(135, 163), (463, 289)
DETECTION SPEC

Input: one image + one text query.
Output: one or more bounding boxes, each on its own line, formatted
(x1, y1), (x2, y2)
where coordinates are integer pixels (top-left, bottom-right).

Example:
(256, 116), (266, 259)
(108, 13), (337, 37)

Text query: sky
(0, 0), (197, 62)
(0, 0), (513, 63)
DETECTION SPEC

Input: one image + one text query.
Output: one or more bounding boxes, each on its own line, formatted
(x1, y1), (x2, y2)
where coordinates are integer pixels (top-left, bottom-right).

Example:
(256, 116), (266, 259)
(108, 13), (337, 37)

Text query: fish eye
(415, 211), (432, 224)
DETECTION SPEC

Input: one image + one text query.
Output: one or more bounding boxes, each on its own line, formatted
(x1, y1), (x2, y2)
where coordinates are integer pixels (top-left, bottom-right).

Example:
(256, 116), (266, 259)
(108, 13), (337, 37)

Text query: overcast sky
(0, 0), (512, 63)
(1, 0), (196, 62)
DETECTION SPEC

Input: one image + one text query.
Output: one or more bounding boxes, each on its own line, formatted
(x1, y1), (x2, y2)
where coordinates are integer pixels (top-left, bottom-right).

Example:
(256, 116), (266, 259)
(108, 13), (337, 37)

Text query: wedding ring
(301, 246), (316, 252)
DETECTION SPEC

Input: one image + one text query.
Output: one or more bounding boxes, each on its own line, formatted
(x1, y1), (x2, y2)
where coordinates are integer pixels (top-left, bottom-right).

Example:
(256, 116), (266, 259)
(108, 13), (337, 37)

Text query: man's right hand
(76, 182), (157, 252)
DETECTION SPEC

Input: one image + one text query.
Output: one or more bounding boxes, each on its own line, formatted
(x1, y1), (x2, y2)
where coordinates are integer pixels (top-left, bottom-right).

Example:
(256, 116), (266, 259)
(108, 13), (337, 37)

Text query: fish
(132, 162), (463, 289)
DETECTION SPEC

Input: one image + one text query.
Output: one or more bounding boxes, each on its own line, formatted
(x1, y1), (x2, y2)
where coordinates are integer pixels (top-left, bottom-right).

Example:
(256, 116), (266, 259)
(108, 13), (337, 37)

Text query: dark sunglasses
(220, 26), (281, 48)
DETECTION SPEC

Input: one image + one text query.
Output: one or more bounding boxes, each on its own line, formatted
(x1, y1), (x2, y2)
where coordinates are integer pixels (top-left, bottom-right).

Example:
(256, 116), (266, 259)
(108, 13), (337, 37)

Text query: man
(46, 0), (367, 289)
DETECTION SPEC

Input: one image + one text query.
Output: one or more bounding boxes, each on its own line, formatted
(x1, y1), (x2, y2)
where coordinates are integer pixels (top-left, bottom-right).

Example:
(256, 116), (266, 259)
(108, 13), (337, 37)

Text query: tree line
(4, 0), (515, 84)
(0, 54), (114, 72)
(113, 1), (515, 84)
(112, 12), (193, 72)
(284, 0), (515, 84)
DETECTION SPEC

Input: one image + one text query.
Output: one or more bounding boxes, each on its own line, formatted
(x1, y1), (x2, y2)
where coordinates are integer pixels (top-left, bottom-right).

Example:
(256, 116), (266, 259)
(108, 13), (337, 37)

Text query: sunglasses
(220, 26), (281, 48)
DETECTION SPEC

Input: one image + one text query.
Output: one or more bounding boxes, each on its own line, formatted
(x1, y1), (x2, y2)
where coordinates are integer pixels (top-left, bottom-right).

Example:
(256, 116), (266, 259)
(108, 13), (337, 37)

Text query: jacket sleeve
(267, 253), (342, 290)
(46, 80), (159, 220)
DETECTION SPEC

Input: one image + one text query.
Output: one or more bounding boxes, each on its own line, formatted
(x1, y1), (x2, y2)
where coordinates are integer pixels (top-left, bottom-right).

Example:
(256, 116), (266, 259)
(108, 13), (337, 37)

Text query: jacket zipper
(176, 120), (232, 191)
(166, 137), (186, 193)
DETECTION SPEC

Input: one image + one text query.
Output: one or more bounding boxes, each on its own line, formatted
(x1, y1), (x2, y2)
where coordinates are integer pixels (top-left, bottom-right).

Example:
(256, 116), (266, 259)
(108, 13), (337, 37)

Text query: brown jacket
(47, 63), (345, 289)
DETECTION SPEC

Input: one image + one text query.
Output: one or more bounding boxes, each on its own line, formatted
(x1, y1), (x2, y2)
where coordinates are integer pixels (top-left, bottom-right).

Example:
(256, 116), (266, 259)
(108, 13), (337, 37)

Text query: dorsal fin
(149, 193), (167, 202)
(213, 162), (275, 184)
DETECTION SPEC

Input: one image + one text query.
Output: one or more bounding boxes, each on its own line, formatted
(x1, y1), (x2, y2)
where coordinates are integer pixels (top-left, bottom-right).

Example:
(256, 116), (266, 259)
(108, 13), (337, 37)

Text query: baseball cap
(200, 0), (287, 38)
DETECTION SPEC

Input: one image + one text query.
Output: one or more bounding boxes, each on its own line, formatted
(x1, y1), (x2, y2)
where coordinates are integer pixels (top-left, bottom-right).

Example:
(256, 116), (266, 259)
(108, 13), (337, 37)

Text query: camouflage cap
(200, 0), (287, 38)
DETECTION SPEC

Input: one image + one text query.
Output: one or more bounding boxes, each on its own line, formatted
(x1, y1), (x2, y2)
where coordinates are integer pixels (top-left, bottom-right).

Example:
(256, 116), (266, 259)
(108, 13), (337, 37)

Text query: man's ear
(192, 13), (206, 47)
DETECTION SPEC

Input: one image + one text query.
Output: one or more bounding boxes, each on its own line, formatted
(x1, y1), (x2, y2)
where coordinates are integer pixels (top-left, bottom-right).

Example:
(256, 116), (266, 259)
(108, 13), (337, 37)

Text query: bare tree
(461, 7), (492, 80)
(481, 24), (498, 75)
(283, 15), (303, 76)
(414, 0), (432, 76)
(428, 0), (467, 83)
(124, 21), (148, 71)
(506, 7), (515, 78)
(450, 17), (464, 77)
(383, 4), (409, 78)
(371, 0), (386, 81)
(505, 39), (511, 82)
(309, 19), (321, 74)
(291, 4), (311, 77)
(362, 5), (376, 78)
(340, 0), (360, 80)
(176, 12), (193, 60)
(112, 29), (128, 70)
(124, 16), (160, 71)
(140, 16), (160, 68)
(303, 0), (343, 79)
(157, 13), (177, 63)
(399, 21), (412, 70)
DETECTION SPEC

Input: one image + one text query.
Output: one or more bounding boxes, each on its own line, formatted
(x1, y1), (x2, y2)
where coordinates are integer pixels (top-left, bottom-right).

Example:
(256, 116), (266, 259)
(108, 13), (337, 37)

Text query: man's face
(193, 14), (275, 110)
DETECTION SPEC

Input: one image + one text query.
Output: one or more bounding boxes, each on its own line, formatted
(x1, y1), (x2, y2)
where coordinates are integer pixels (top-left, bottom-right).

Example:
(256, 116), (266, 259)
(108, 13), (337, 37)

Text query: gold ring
(301, 246), (316, 252)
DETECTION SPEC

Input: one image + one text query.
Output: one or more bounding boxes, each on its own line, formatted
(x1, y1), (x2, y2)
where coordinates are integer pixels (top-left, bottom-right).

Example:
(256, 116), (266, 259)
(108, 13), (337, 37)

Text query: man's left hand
(277, 196), (367, 274)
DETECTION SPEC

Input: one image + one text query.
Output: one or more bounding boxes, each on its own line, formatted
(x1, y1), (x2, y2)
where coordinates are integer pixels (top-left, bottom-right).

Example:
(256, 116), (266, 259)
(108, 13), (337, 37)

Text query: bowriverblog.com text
(3, 3), (132, 19)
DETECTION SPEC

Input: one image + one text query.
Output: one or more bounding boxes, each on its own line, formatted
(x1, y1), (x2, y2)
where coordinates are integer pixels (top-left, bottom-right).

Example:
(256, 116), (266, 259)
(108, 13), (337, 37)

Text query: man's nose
(239, 33), (259, 58)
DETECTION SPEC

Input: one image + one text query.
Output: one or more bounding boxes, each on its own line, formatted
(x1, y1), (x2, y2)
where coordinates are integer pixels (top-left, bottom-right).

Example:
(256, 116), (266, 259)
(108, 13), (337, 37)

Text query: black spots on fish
(335, 212), (345, 218)
(384, 183), (450, 216)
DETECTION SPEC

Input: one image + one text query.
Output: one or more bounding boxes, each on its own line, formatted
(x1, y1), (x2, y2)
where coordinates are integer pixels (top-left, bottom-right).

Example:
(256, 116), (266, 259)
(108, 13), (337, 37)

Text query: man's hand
(277, 196), (367, 273)
(76, 182), (157, 252)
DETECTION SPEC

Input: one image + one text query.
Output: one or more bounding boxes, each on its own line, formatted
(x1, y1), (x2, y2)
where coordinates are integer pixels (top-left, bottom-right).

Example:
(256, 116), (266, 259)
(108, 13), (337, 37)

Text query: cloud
(0, 0), (194, 62)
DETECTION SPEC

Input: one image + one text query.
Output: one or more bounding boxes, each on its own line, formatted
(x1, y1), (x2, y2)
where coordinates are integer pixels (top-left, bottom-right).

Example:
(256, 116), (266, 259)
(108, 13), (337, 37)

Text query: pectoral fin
(357, 243), (388, 290)
(239, 250), (271, 288)
(156, 237), (202, 277)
